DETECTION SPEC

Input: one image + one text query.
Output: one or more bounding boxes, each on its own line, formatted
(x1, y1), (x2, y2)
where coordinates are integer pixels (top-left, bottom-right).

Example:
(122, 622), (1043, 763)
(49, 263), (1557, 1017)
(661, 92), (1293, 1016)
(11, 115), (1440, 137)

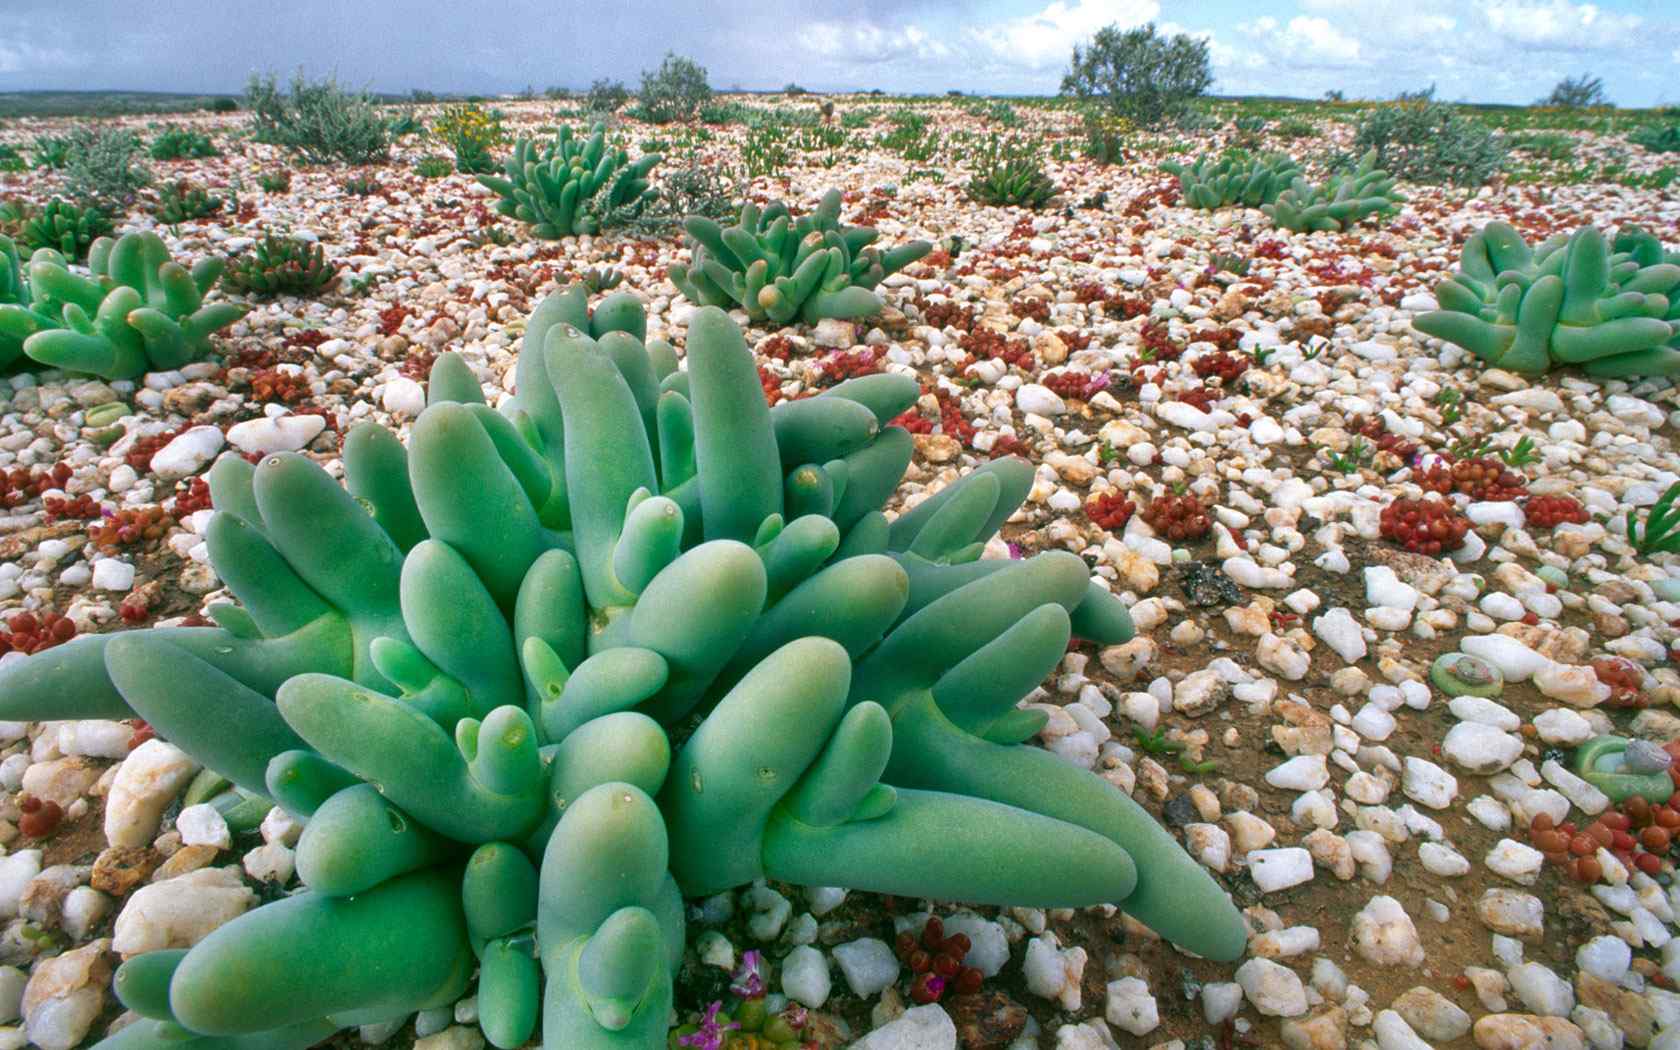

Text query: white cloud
(968, 0), (1162, 70)
(0, 40), (81, 74)
(1233, 13), (1361, 67)
(1482, 0), (1641, 48)
(796, 20), (953, 63)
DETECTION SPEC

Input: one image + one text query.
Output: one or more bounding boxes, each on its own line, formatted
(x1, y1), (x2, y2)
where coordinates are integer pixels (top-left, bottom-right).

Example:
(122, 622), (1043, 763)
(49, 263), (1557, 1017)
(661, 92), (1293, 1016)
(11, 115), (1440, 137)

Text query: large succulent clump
(668, 188), (930, 326)
(478, 123), (661, 239)
(222, 233), (340, 298)
(1163, 151), (1303, 210)
(2, 197), (113, 261)
(0, 231), (246, 378)
(0, 286), (1246, 1050)
(1262, 150), (1403, 233)
(1414, 221), (1680, 377)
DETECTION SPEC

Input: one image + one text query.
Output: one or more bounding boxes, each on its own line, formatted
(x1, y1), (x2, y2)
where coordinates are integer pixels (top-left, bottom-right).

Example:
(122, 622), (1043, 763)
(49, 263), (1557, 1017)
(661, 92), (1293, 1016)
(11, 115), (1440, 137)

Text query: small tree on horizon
(1060, 22), (1213, 128)
(637, 52), (712, 124)
(1541, 73), (1610, 108)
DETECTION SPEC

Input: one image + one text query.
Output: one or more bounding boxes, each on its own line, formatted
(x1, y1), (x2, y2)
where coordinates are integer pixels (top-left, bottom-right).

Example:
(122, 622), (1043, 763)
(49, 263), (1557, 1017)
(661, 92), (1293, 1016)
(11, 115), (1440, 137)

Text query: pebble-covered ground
(2, 95), (1680, 1050)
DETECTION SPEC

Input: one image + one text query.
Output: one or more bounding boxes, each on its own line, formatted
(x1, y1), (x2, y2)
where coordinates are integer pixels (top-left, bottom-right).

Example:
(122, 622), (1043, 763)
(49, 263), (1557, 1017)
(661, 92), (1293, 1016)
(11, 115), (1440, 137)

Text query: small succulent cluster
(479, 123), (661, 239)
(152, 180), (230, 225)
(0, 230), (246, 377)
(1262, 150), (1404, 233)
(257, 170), (293, 193)
(966, 136), (1057, 209)
(0, 197), (113, 261)
(222, 233), (341, 298)
(669, 188), (930, 326)
(0, 285), (1244, 1050)
(148, 124), (218, 161)
(30, 135), (71, 170)
(1414, 221), (1680, 377)
(1379, 497), (1469, 554)
(1163, 151), (1303, 209)
(1140, 493), (1211, 541)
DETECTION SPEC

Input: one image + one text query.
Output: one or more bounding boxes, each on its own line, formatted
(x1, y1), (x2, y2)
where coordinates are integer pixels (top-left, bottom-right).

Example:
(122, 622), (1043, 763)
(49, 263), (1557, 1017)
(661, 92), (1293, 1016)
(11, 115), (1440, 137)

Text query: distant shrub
(637, 52), (712, 124)
(208, 97), (240, 113)
(1350, 87), (1505, 186)
(544, 86), (572, 101)
(1061, 22), (1213, 128)
(415, 156), (453, 179)
(784, 83), (809, 96)
(586, 78), (629, 113)
(1080, 109), (1129, 164)
(1630, 123), (1680, 154)
(430, 102), (506, 174)
(1541, 74), (1609, 108)
(699, 100), (751, 125)
(149, 124), (217, 160)
(257, 169), (292, 193)
(63, 126), (153, 209)
(1275, 118), (1315, 140)
(245, 71), (390, 165)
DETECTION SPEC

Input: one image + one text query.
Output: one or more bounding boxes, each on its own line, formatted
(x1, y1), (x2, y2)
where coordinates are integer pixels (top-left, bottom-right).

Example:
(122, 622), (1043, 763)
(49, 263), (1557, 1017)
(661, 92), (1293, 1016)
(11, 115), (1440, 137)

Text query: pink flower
(731, 950), (766, 999)
(677, 1001), (738, 1050)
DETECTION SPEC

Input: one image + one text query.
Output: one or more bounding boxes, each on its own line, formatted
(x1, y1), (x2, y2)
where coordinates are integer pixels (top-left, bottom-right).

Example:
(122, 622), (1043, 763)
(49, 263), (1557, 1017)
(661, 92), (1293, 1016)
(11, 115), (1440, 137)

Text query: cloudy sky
(2, 0), (1676, 107)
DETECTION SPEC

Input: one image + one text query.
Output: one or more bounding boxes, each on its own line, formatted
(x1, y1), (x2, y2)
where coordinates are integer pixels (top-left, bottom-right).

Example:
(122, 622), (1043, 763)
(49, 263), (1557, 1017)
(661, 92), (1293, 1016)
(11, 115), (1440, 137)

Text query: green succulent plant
(1163, 150), (1304, 209)
(1262, 150), (1404, 233)
(668, 188), (930, 326)
(1413, 221), (1680, 377)
(479, 123), (661, 239)
(3, 197), (113, 262)
(0, 231), (246, 377)
(966, 140), (1058, 209)
(257, 170), (292, 193)
(149, 124), (219, 160)
(0, 285), (1246, 1050)
(153, 180), (230, 225)
(31, 135), (71, 169)
(223, 233), (341, 298)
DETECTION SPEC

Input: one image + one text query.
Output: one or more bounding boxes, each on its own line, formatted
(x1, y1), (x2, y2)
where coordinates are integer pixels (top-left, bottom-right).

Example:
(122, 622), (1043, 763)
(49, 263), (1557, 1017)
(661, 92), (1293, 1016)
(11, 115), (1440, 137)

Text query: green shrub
(415, 155), (453, 179)
(0, 146), (23, 173)
(1509, 131), (1576, 161)
(1630, 124), (1680, 154)
(208, 97), (240, 113)
(784, 83), (809, 96)
(30, 135), (70, 169)
(244, 71), (390, 165)
(1350, 88), (1506, 186)
(62, 126), (154, 210)
(699, 100), (752, 125)
(1541, 74), (1609, 108)
(386, 112), (424, 138)
(149, 124), (218, 160)
(1275, 118), (1315, 139)
(342, 173), (379, 196)
(967, 136), (1057, 208)
(257, 169), (292, 193)
(1080, 109), (1128, 164)
(636, 52), (711, 124)
(585, 78), (628, 113)
(1061, 22), (1213, 128)
(430, 102), (506, 174)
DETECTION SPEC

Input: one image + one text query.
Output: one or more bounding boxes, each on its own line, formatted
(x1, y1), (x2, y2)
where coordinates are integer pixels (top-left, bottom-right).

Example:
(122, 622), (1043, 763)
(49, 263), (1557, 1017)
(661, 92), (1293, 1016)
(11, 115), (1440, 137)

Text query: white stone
(1105, 977), (1159, 1036)
(1419, 841), (1471, 876)
(1016, 384), (1066, 417)
(226, 414), (326, 455)
(1266, 754), (1329, 791)
(1449, 695), (1521, 731)
(1023, 933), (1086, 1011)
(1313, 607), (1367, 662)
(1351, 895), (1424, 966)
(1364, 566), (1419, 612)
(1534, 709), (1593, 746)
(56, 720), (133, 759)
(833, 939), (898, 998)
(851, 1005), (956, 1050)
(1402, 757), (1458, 809)
(111, 867), (257, 955)
(1441, 722), (1524, 774)
(1235, 957), (1308, 1017)
(1374, 1010), (1433, 1050)
(1507, 962), (1574, 1017)
(1352, 703), (1397, 741)
(242, 842), (295, 884)
(780, 945), (830, 1008)
(382, 376), (426, 416)
(1203, 982), (1244, 1024)
(90, 558), (135, 591)
(149, 425), (224, 478)
(1249, 848), (1315, 892)
(1461, 634), (1551, 682)
(0, 851), (42, 920)
(105, 741), (201, 847)
(176, 803), (232, 849)
(21, 939), (109, 1050)
(1541, 760), (1611, 815)
(1485, 839), (1545, 885)
(1576, 935), (1632, 983)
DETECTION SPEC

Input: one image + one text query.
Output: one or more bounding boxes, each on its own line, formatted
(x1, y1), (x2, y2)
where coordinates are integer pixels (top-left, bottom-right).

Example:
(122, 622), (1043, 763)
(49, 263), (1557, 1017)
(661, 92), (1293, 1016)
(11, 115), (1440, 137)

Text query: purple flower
(677, 1001), (739, 1050)
(731, 949), (766, 999)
